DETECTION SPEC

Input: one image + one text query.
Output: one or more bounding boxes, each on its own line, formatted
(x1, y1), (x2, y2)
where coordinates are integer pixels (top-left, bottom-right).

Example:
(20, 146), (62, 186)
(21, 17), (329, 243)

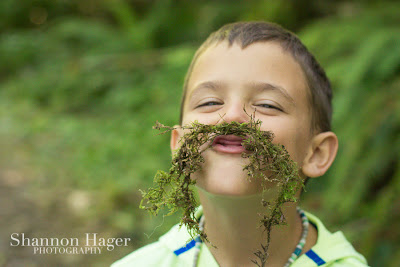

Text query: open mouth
(212, 135), (247, 154)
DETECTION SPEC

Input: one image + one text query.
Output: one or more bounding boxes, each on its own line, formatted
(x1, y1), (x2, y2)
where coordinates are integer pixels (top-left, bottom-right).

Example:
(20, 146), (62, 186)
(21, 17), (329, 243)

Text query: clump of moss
(140, 115), (304, 267)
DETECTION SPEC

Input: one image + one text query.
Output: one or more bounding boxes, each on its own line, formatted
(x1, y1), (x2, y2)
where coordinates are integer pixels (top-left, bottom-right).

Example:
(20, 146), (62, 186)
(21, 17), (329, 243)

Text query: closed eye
(197, 101), (222, 108)
(256, 103), (283, 112)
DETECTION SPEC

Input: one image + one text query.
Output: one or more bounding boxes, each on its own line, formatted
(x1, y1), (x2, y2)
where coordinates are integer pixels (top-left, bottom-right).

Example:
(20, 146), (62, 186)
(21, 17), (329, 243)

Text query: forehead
(185, 41), (310, 112)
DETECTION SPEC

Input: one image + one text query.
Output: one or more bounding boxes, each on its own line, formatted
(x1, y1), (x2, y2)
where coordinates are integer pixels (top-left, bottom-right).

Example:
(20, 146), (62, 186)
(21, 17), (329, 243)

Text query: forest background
(0, 0), (399, 266)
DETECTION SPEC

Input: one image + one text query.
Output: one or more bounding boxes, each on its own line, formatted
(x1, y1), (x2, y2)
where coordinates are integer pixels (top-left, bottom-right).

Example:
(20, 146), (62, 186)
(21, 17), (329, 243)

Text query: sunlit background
(0, 0), (399, 266)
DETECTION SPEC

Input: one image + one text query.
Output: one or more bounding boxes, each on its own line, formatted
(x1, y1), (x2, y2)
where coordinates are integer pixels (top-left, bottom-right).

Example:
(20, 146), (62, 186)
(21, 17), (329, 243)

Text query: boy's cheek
(170, 125), (212, 156)
(182, 111), (225, 126)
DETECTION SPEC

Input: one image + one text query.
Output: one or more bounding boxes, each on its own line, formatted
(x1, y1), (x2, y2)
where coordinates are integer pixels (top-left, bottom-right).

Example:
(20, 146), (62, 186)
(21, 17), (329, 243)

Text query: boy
(112, 22), (368, 267)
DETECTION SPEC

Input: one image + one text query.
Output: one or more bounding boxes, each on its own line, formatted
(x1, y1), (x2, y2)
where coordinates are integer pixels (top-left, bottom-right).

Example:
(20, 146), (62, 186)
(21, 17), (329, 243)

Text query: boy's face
(172, 41), (315, 196)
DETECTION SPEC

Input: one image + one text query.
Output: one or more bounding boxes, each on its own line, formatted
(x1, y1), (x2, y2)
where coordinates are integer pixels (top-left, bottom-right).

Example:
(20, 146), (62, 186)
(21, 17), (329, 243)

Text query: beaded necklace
(192, 207), (309, 267)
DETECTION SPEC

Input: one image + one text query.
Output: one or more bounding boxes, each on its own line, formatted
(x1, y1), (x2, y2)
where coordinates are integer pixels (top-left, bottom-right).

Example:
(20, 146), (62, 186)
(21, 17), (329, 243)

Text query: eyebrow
(246, 81), (295, 104)
(188, 81), (225, 99)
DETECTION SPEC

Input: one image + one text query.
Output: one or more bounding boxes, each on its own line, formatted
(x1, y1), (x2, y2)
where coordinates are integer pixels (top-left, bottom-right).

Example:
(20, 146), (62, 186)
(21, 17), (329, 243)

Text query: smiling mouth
(212, 135), (247, 154)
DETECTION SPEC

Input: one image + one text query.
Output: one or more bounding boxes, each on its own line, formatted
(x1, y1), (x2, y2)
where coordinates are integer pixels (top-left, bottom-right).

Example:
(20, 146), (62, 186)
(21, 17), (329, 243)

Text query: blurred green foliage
(300, 4), (400, 266)
(0, 0), (399, 266)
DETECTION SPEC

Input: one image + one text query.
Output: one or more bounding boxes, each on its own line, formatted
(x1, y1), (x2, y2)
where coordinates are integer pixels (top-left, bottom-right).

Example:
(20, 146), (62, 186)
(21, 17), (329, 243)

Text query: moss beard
(140, 117), (304, 266)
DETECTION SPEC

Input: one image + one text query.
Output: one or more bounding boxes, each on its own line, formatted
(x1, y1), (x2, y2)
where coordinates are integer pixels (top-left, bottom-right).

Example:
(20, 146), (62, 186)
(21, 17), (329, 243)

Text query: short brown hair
(179, 21), (332, 133)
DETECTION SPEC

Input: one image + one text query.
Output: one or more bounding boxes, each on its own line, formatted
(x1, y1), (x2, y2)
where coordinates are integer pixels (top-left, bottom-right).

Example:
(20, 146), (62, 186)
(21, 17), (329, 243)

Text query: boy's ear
(170, 125), (183, 153)
(302, 131), (338, 178)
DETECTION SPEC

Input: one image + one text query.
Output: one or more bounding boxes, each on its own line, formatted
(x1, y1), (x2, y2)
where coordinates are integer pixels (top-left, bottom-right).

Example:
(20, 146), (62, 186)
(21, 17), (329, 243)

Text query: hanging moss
(140, 114), (304, 266)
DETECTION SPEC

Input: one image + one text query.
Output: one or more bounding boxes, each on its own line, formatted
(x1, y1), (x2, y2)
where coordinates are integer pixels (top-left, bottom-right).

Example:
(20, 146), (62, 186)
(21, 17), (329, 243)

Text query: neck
(197, 187), (302, 267)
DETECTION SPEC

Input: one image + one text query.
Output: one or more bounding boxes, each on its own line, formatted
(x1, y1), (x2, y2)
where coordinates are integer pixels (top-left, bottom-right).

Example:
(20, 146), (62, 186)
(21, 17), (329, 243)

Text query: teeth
(213, 135), (245, 147)
(219, 140), (243, 146)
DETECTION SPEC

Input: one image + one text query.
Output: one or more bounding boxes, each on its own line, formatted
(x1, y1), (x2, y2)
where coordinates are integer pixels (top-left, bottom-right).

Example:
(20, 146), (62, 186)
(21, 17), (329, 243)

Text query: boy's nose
(220, 103), (249, 124)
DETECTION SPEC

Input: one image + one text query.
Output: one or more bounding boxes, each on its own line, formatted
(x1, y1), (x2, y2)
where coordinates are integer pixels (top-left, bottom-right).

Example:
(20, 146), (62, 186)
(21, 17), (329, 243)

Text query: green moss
(140, 115), (304, 266)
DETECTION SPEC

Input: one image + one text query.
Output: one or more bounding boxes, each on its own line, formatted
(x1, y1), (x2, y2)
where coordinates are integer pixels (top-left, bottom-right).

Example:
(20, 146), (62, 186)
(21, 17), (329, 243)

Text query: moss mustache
(140, 116), (304, 266)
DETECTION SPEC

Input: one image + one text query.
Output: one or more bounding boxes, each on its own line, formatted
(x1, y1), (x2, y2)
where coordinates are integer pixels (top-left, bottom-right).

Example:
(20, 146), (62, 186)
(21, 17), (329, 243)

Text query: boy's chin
(192, 149), (280, 198)
(193, 172), (275, 198)
(195, 184), (280, 210)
